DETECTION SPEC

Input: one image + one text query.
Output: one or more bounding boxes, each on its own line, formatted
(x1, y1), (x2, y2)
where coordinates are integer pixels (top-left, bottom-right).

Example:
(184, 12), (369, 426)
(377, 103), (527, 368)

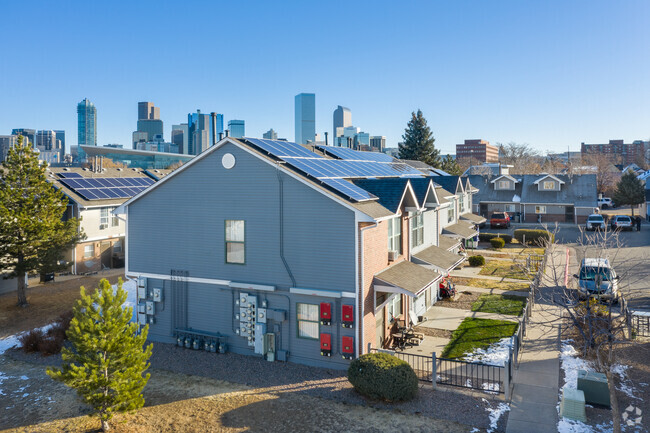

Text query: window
(497, 180), (510, 189)
(110, 207), (119, 227)
(387, 295), (402, 321)
(459, 196), (465, 213)
(387, 216), (401, 254)
(100, 208), (108, 228)
(225, 220), (245, 264)
(448, 205), (455, 223)
(84, 244), (94, 258)
(113, 240), (122, 253)
(505, 204), (516, 213)
(535, 206), (546, 214)
(411, 213), (424, 248)
(297, 303), (319, 339)
(542, 181), (555, 190)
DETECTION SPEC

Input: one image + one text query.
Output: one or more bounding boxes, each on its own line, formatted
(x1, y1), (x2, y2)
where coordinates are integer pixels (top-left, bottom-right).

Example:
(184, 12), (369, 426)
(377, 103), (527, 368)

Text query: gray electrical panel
(254, 323), (266, 354)
(237, 293), (257, 347)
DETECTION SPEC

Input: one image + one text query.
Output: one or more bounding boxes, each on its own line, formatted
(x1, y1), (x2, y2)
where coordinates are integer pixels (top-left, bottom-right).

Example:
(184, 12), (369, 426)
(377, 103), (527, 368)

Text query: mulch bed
(437, 291), (481, 310)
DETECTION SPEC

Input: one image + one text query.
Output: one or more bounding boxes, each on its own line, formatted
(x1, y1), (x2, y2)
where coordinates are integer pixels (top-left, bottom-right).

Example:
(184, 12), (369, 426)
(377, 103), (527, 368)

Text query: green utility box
(560, 387), (587, 422)
(577, 370), (610, 408)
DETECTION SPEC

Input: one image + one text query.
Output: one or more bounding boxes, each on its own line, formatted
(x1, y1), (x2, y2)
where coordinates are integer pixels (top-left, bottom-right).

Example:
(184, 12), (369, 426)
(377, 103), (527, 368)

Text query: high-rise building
(138, 102), (160, 121)
(228, 120), (245, 139)
(11, 128), (36, 147)
(370, 136), (386, 152)
(77, 98), (97, 147)
(172, 124), (189, 154)
(0, 135), (18, 162)
(295, 93), (315, 144)
(54, 130), (65, 158)
(333, 105), (351, 142)
(263, 128), (278, 140)
(188, 110), (211, 155)
(35, 130), (63, 163)
(134, 102), (163, 147)
(581, 139), (648, 165)
(456, 139), (499, 163)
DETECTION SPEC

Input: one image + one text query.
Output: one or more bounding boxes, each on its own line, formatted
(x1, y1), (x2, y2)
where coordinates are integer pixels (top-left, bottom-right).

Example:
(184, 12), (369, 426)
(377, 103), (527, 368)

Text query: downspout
(359, 221), (378, 354)
(276, 164), (296, 287)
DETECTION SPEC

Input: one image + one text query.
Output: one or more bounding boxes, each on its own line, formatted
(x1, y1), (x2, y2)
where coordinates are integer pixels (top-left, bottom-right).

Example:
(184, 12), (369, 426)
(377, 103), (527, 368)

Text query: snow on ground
(560, 340), (595, 389)
(611, 364), (639, 400)
(482, 398), (510, 433)
(557, 418), (614, 433)
(464, 337), (513, 367)
(114, 278), (137, 322)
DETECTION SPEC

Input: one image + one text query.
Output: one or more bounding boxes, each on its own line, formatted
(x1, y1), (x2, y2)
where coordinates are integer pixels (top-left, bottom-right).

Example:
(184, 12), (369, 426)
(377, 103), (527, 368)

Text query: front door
(375, 308), (385, 348)
(565, 205), (575, 223)
(100, 242), (111, 269)
(480, 203), (488, 218)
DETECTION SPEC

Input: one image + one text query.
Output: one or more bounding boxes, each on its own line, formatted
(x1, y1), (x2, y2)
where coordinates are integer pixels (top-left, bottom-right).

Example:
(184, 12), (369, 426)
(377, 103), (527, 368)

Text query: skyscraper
(188, 110), (211, 155)
(11, 128), (36, 147)
(77, 98), (97, 147)
(263, 128), (278, 140)
(333, 105), (351, 142)
(54, 130), (65, 158)
(134, 101), (163, 147)
(295, 93), (315, 144)
(138, 102), (160, 121)
(370, 136), (386, 152)
(0, 135), (18, 162)
(228, 120), (245, 139)
(172, 124), (189, 154)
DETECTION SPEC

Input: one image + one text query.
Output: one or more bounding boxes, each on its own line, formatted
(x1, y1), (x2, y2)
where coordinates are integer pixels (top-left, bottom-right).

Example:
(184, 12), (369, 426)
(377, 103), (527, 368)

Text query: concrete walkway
(506, 246), (569, 433)
(418, 305), (520, 332)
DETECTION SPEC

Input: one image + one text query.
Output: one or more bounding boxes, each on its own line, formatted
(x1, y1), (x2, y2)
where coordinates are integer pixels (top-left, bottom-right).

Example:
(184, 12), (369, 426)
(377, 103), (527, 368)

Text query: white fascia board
(423, 181), (440, 207)
(125, 271), (230, 287)
(533, 174), (565, 185)
(490, 174), (518, 184)
(373, 283), (416, 298)
(229, 281), (276, 292)
(290, 287), (355, 298)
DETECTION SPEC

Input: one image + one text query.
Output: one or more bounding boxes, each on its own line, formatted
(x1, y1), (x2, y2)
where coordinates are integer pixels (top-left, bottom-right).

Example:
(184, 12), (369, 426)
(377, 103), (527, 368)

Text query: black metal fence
(620, 295), (650, 338)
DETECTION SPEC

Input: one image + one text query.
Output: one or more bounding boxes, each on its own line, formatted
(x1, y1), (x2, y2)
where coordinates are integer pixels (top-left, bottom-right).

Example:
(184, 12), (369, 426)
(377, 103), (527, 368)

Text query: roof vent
(132, 168), (138, 171)
(154, 169), (160, 173)
(117, 168), (123, 171)
(63, 167), (70, 171)
(83, 168), (89, 171)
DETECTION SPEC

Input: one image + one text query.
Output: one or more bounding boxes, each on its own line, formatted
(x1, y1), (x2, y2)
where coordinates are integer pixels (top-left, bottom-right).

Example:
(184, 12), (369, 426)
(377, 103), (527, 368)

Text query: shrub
(490, 238), (506, 249)
(348, 352), (418, 401)
(468, 255), (485, 266)
(19, 329), (45, 353)
(478, 233), (512, 244)
(513, 229), (554, 246)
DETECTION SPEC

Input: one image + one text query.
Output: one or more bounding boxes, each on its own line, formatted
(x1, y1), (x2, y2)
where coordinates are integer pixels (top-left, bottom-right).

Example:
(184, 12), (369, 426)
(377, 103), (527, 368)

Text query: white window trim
(535, 206), (547, 214)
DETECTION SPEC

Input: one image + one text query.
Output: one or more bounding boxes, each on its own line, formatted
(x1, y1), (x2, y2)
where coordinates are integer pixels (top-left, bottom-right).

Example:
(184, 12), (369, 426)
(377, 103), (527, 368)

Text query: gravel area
(414, 326), (453, 339)
(6, 342), (507, 431)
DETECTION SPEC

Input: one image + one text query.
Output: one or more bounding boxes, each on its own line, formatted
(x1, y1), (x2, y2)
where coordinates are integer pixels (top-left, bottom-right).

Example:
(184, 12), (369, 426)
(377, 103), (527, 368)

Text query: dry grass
(452, 276), (530, 292)
(479, 260), (530, 280)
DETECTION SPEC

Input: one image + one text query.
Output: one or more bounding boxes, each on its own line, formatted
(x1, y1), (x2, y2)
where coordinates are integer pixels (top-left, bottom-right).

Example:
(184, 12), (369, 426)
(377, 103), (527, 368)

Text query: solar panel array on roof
(242, 138), (425, 202)
(59, 177), (155, 201)
(57, 172), (83, 178)
(314, 145), (395, 163)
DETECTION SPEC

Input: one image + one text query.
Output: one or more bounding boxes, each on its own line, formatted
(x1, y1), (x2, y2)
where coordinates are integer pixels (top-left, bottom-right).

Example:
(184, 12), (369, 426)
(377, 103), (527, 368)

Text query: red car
(490, 212), (511, 229)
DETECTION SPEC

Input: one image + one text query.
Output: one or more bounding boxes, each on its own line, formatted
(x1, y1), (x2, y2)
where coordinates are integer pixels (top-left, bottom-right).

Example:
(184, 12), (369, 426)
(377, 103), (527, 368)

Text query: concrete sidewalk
(505, 246), (569, 433)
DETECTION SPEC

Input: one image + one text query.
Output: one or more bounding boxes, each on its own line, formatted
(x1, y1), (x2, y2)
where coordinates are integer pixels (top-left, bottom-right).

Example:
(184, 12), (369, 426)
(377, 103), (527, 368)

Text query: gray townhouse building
(116, 138), (481, 369)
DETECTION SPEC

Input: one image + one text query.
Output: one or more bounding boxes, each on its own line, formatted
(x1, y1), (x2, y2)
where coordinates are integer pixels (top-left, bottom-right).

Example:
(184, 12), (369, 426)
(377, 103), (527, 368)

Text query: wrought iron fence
(631, 313), (650, 337)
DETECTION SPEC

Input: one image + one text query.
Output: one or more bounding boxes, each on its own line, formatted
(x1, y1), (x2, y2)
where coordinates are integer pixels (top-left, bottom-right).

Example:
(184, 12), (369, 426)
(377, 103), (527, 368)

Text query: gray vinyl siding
(143, 278), (356, 369)
(128, 142), (356, 292)
(411, 209), (438, 255)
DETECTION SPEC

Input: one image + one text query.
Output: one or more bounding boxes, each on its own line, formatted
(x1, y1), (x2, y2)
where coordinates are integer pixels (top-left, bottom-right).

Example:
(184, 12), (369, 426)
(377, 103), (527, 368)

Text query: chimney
(218, 132), (224, 140)
(225, 129), (229, 137)
(210, 112), (217, 146)
(324, 131), (328, 146)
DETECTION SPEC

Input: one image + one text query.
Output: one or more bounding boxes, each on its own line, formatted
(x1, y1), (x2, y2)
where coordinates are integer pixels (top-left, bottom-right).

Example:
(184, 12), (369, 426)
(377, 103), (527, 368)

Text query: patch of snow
(21, 392), (29, 398)
(0, 335), (20, 356)
(482, 398), (510, 433)
(464, 337), (513, 367)
(19, 375), (28, 380)
(559, 341), (594, 389)
(0, 372), (8, 396)
(482, 382), (500, 394)
(557, 419), (614, 433)
(611, 364), (639, 400)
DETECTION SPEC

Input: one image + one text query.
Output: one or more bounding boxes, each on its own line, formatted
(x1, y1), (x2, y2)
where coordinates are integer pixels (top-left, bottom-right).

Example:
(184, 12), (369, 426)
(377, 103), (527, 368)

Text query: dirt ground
(0, 356), (470, 433)
(0, 270), (124, 338)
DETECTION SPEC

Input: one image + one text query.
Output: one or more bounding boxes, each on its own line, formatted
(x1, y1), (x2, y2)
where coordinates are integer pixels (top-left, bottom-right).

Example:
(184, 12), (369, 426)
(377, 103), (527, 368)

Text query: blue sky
(1, 1), (648, 155)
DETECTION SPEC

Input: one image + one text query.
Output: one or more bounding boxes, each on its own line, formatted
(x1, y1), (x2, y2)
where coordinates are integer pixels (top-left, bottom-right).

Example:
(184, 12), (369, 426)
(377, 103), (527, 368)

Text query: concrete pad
(516, 358), (559, 374)
(401, 336), (449, 358)
(512, 370), (559, 388)
(506, 418), (558, 433)
(420, 306), (469, 330)
(510, 383), (559, 404)
(508, 401), (558, 425)
(467, 310), (520, 322)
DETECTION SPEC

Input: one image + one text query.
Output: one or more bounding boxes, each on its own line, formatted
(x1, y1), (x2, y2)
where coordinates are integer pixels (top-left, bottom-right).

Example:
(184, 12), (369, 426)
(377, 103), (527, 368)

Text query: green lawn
(452, 277), (530, 292)
(441, 318), (519, 359)
(479, 260), (530, 280)
(471, 294), (526, 316)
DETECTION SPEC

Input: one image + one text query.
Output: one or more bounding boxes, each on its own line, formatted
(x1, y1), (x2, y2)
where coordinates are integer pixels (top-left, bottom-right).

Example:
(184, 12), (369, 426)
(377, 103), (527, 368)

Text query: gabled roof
(412, 245), (465, 273)
(434, 186), (453, 204)
(350, 178), (419, 213)
(533, 174), (565, 185)
(490, 174), (520, 184)
(521, 174), (596, 206)
(443, 222), (478, 239)
(438, 235), (461, 251)
(429, 176), (464, 194)
(407, 178), (436, 207)
(467, 174), (524, 204)
(374, 261), (441, 297)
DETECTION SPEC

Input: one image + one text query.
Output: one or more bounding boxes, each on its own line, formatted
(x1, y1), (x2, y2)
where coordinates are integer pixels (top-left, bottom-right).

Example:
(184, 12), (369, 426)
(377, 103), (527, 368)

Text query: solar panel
(245, 138), (319, 159)
(315, 145), (395, 163)
(58, 177), (155, 201)
(57, 172), (83, 178)
(319, 178), (377, 201)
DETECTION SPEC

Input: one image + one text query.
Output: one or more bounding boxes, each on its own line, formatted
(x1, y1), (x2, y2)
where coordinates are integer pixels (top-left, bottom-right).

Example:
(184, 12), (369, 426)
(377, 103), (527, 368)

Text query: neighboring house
(46, 166), (157, 274)
(401, 159), (449, 176)
(468, 173), (597, 224)
(116, 138), (481, 369)
(462, 163), (513, 177)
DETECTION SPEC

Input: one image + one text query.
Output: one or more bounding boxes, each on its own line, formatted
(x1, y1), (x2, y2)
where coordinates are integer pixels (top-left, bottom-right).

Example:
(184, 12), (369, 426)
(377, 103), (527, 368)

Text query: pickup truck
(490, 212), (511, 229)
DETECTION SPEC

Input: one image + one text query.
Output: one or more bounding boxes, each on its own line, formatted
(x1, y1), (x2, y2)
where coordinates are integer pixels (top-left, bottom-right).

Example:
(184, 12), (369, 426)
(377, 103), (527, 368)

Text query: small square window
(84, 244), (94, 258)
(535, 206), (546, 214)
(543, 181), (554, 190)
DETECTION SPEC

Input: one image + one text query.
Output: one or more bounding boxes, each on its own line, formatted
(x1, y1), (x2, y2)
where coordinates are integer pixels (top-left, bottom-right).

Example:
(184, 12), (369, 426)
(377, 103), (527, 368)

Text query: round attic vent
(222, 153), (236, 169)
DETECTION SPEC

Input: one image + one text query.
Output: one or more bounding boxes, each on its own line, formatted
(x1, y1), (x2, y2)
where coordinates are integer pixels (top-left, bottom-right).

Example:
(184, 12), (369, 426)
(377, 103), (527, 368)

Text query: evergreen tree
(612, 171), (645, 217)
(440, 154), (462, 176)
(47, 278), (153, 432)
(0, 136), (83, 306)
(398, 109), (441, 167)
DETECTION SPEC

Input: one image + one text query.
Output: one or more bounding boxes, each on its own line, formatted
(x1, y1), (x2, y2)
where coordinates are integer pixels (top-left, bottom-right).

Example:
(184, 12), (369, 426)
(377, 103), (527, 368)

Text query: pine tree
(398, 109), (441, 167)
(612, 171), (645, 217)
(47, 278), (153, 432)
(440, 154), (462, 175)
(0, 135), (83, 306)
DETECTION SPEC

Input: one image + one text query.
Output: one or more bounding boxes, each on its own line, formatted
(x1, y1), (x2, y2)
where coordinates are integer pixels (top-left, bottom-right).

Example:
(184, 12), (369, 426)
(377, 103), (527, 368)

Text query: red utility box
(341, 305), (354, 328)
(320, 302), (332, 326)
(341, 336), (354, 359)
(320, 333), (332, 357)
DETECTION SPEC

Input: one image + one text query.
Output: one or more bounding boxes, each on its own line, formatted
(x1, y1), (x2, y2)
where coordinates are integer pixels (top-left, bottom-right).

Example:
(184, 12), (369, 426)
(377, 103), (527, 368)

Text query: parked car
(585, 214), (605, 231)
(573, 258), (619, 303)
(597, 197), (614, 209)
(610, 215), (633, 231)
(490, 212), (510, 229)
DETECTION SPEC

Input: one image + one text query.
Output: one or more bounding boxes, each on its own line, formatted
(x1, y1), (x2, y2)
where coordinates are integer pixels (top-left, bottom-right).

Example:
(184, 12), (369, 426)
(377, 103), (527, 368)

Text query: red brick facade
(74, 238), (124, 274)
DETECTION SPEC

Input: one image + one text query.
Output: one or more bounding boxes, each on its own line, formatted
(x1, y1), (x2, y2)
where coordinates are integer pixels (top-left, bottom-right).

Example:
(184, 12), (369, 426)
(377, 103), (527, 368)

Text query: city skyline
(1, 1), (648, 155)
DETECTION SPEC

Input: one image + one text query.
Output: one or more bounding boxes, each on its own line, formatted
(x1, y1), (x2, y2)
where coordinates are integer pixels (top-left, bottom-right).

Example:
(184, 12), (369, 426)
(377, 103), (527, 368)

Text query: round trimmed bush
(468, 255), (485, 267)
(479, 233), (512, 244)
(348, 352), (418, 401)
(490, 237), (506, 249)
